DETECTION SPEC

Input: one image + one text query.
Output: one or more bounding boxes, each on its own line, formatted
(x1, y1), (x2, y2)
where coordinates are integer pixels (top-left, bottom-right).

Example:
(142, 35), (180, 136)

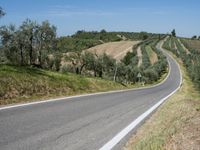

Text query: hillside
(86, 41), (140, 61)
(180, 38), (200, 51)
(0, 65), (129, 105)
(163, 36), (200, 89)
(125, 49), (200, 150)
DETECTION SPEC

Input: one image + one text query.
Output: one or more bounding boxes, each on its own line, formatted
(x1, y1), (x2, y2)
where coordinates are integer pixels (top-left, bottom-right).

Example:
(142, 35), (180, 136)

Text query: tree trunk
(29, 35), (33, 65)
(94, 69), (97, 77)
(76, 67), (79, 74)
(79, 64), (85, 75)
(39, 50), (42, 66)
(38, 33), (43, 67)
(20, 44), (24, 65)
(99, 71), (102, 78)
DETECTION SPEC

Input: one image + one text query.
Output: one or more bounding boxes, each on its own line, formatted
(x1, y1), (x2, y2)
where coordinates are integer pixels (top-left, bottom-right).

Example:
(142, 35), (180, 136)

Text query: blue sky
(1, 0), (200, 37)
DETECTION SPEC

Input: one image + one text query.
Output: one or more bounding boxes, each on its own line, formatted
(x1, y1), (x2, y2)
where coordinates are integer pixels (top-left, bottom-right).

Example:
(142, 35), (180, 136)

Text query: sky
(1, 0), (200, 37)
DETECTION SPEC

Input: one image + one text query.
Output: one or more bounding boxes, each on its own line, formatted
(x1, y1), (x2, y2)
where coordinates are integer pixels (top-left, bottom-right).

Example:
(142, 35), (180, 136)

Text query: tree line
(0, 19), (57, 68)
(0, 16), (167, 85)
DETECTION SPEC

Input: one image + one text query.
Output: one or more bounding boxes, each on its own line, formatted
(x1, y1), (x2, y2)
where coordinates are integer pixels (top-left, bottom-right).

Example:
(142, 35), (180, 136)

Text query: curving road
(0, 38), (181, 150)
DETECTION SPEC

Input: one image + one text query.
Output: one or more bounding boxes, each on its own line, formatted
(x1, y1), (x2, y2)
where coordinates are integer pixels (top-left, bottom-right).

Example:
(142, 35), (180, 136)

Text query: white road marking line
(99, 38), (182, 150)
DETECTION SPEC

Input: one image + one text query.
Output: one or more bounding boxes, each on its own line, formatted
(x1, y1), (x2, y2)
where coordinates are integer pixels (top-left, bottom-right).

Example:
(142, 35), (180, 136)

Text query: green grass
(0, 64), (168, 106)
(0, 65), (130, 105)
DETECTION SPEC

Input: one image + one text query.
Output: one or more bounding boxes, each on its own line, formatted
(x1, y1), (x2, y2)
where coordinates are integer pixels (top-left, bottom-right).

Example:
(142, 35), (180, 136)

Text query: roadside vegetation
(0, 65), (130, 105)
(0, 14), (168, 104)
(124, 53), (200, 150)
(163, 36), (200, 90)
(125, 34), (200, 149)
(110, 38), (168, 84)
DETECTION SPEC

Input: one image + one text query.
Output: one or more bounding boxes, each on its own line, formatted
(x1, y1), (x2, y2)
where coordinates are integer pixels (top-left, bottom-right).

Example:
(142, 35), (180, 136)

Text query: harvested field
(181, 38), (200, 51)
(86, 41), (140, 61)
(178, 39), (190, 54)
(137, 46), (142, 67)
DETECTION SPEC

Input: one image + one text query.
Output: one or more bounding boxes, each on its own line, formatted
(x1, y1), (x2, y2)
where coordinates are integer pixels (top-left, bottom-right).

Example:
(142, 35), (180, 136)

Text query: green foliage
(0, 19), (56, 67)
(120, 39), (167, 84)
(56, 37), (101, 53)
(0, 18), (168, 85)
(163, 37), (200, 90)
(171, 29), (176, 37)
(0, 65), (127, 104)
(141, 44), (151, 69)
(122, 50), (137, 65)
(72, 30), (121, 42)
(191, 35), (197, 39)
(116, 32), (165, 40)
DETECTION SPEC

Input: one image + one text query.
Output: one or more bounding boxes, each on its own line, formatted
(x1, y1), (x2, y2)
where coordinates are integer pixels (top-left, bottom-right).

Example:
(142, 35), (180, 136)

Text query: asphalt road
(0, 39), (181, 150)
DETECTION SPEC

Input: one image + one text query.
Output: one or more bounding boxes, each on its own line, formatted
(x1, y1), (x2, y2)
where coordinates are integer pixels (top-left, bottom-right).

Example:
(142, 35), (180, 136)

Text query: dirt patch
(86, 41), (140, 61)
(137, 46), (142, 67)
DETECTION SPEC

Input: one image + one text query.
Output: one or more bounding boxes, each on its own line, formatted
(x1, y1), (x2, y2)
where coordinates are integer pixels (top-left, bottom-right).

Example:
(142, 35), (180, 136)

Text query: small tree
(36, 20), (56, 67)
(192, 35), (197, 39)
(100, 29), (107, 33)
(171, 29), (176, 37)
(20, 19), (38, 65)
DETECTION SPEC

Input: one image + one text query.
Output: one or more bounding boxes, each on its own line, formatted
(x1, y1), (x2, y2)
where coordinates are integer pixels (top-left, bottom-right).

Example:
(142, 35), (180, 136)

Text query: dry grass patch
(181, 39), (200, 51)
(86, 41), (140, 61)
(137, 46), (142, 67)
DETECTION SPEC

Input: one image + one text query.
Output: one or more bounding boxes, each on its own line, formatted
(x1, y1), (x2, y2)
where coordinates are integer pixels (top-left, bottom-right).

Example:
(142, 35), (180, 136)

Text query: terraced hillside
(163, 36), (200, 89)
(180, 38), (200, 51)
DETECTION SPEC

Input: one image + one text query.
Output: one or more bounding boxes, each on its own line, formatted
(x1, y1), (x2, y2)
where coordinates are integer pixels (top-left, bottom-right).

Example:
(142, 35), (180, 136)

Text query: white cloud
(46, 5), (122, 17)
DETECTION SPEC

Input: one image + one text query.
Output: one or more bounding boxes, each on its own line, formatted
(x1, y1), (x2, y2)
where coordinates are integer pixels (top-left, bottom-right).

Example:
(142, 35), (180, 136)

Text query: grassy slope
(181, 38), (200, 51)
(0, 65), (130, 105)
(124, 51), (200, 150)
(145, 45), (158, 64)
(0, 64), (168, 106)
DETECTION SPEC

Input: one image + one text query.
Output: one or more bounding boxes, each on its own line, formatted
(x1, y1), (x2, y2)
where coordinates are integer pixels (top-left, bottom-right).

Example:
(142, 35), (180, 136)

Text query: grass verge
(0, 65), (128, 105)
(124, 52), (200, 150)
(0, 64), (167, 106)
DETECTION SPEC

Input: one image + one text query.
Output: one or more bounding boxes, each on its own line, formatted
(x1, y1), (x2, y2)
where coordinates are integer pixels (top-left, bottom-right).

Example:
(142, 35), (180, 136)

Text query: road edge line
(0, 68), (170, 111)
(99, 38), (182, 150)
